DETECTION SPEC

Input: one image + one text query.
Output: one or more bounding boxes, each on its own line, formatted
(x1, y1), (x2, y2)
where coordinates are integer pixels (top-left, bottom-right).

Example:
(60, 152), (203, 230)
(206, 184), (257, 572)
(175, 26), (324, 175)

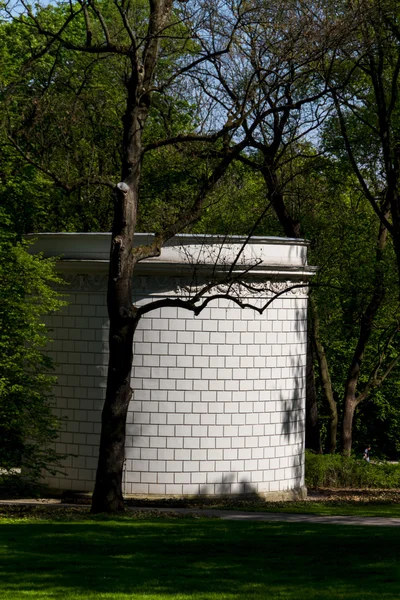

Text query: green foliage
(0, 0), (202, 234)
(305, 450), (400, 488)
(0, 7), (124, 232)
(291, 154), (400, 455)
(0, 210), (65, 483)
(354, 383), (400, 459)
(193, 161), (282, 236)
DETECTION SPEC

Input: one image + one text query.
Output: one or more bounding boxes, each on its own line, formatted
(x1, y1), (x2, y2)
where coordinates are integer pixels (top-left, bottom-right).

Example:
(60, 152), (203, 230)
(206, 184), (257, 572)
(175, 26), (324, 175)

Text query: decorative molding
(176, 280), (310, 299)
(253, 280), (309, 297)
(134, 276), (184, 294)
(57, 274), (109, 292)
(59, 273), (309, 299)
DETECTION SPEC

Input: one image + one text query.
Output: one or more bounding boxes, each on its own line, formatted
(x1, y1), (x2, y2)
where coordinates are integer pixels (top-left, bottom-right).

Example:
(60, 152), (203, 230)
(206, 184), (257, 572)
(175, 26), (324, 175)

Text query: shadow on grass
(0, 517), (400, 599)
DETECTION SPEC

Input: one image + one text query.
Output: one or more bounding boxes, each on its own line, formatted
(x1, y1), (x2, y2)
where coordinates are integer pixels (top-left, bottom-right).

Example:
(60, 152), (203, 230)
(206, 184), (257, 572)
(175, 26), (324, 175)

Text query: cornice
(58, 273), (312, 298)
(26, 232), (313, 270)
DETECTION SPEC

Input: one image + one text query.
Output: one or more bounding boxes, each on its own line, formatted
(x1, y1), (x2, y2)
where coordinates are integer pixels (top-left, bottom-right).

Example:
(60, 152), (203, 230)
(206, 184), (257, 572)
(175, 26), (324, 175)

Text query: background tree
(330, 0), (400, 276)
(318, 0), (400, 454)
(199, 143), (400, 457)
(303, 161), (400, 456)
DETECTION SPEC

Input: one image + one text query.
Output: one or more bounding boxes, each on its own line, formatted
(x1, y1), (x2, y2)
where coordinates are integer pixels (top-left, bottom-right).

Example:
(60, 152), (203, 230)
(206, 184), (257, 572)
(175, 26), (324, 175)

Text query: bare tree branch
(332, 91), (393, 233)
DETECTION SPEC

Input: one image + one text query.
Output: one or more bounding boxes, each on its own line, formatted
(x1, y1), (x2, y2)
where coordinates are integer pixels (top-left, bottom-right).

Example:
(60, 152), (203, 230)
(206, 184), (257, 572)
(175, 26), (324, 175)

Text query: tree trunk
(310, 296), (338, 454)
(340, 219), (387, 456)
(92, 99), (144, 511)
(341, 395), (356, 457)
(388, 181), (400, 292)
(261, 165), (301, 239)
(306, 318), (322, 452)
(90, 0), (174, 512)
(91, 181), (140, 512)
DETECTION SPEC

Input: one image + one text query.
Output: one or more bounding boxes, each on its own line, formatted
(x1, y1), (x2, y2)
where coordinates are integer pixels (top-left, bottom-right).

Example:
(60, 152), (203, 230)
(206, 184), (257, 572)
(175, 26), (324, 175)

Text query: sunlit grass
(229, 500), (400, 517)
(0, 512), (400, 599)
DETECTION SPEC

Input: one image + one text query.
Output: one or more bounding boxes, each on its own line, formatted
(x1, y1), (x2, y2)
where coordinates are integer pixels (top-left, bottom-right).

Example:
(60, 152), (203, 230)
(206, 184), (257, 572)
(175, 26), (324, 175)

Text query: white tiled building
(29, 233), (315, 499)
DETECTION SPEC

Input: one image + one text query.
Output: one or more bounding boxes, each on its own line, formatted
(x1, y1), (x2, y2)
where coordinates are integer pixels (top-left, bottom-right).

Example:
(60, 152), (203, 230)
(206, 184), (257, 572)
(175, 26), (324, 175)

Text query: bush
(305, 451), (400, 489)
(0, 212), (66, 485)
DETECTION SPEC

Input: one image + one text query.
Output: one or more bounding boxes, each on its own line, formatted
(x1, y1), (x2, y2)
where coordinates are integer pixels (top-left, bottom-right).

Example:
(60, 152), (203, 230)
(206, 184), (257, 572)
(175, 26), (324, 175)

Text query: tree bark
(340, 219), (387, 456)
(261, 164), (301, 239)
(310, 296), (338, 454)
(91, 178), (140, 512)
(341, 396), (356, 457)
(90, 35), (150, 511)
(306, 319), (322, 453)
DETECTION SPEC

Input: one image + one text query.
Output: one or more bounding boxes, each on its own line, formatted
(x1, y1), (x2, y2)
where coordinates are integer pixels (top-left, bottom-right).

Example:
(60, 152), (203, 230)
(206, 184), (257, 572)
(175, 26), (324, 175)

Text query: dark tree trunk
(340, 219), (387, 456)
(261, 165), (301, 239)
(305, 319), (322, 453)
(91, 100), (144, 512)
(310, 297), (338, 454)
(91, 181), (140, 512)
(341, 396), (356, 457)
(331, 24), (397, 456)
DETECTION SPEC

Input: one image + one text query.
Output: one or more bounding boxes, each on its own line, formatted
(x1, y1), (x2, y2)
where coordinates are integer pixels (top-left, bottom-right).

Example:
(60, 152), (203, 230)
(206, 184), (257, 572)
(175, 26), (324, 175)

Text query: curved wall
(30, 234), (314, 498)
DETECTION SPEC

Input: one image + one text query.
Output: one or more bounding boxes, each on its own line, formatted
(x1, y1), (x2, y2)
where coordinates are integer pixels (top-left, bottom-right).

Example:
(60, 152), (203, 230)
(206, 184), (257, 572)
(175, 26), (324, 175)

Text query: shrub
(305, 450), (400, 488)
(0, 212), (65, 485)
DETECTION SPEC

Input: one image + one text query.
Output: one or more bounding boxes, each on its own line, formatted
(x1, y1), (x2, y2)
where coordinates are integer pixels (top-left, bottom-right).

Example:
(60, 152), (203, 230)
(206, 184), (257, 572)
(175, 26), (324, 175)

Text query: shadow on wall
(199, 474), (257, 496)
(279, 304), (307, 488)
(281, 356), (304, 440)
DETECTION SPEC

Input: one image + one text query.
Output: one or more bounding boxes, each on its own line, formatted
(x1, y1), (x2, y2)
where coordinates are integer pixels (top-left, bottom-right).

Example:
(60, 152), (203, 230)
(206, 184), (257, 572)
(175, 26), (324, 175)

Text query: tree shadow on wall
(199, 473), (257, 496)
(279, 303), (308, 489)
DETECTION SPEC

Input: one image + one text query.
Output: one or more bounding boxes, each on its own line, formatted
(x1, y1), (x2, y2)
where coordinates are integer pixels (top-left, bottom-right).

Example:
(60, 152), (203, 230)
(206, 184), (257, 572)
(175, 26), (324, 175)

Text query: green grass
(247, 501), (400, 517)
(0, 511), (400, 599)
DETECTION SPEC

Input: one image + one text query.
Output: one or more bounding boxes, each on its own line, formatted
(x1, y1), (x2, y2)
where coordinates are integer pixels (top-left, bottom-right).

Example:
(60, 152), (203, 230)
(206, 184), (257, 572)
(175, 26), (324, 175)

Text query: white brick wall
(33, 233), (315, 497)
(44, 282), (308, 497)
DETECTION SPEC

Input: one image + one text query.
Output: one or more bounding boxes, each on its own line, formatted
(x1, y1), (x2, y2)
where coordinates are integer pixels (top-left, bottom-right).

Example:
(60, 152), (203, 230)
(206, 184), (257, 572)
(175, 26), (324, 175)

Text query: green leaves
(0, 210), (65, 482)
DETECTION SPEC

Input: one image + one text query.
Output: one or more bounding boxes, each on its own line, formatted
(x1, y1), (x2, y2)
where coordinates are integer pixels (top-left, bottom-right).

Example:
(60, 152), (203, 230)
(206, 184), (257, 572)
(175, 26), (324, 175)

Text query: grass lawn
(260, 501), (400, 517)
(219, 500), (400, 517)
(0, 510), (399, 599)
